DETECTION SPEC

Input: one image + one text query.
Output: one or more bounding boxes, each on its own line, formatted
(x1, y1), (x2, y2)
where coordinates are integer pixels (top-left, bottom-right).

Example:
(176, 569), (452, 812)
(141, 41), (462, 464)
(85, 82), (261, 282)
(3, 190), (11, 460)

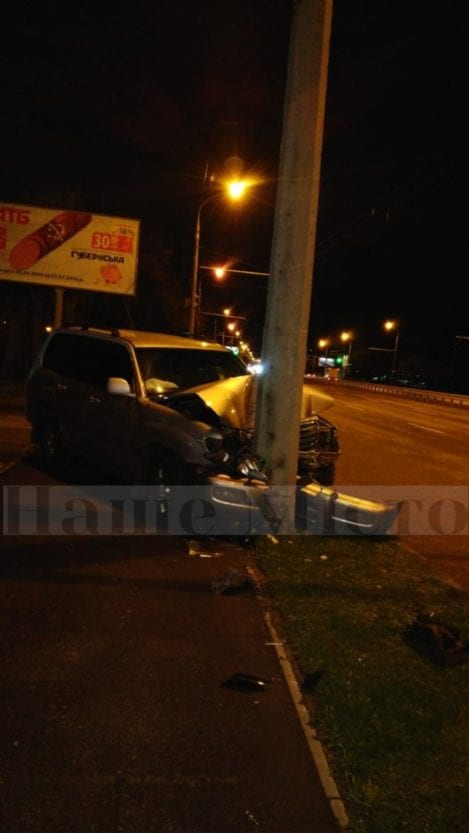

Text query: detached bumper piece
(296, 483), (401, 536)
(204, 476), (400, 536)
(403, 615), (469, 667)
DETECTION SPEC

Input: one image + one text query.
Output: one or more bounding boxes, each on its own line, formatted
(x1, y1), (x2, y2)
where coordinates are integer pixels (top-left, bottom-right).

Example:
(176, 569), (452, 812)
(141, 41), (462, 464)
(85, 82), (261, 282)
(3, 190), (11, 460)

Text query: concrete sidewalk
(0, 528), (345, 833)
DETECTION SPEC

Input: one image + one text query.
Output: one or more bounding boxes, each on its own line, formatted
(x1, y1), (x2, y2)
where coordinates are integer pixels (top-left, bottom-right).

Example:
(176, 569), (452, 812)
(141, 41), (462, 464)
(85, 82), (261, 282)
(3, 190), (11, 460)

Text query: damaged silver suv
(26, 326), (339, 486)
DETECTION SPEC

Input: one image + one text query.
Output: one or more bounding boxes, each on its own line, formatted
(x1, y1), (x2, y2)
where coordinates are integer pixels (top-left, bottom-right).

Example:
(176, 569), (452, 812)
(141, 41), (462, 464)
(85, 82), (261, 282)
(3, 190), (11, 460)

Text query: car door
(81, 338), (141, 477)
(38, 332), (91, 450)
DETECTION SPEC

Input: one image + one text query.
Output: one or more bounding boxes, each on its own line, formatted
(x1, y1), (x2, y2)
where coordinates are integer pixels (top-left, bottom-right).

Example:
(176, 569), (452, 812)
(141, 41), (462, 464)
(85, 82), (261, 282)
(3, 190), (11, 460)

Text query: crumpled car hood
(188, 374), (335, 430)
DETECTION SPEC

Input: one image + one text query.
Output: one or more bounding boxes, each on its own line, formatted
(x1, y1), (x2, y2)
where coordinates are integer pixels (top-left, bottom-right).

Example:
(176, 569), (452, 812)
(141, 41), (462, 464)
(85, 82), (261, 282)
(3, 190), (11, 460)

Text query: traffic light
(334, 355), (344, 366)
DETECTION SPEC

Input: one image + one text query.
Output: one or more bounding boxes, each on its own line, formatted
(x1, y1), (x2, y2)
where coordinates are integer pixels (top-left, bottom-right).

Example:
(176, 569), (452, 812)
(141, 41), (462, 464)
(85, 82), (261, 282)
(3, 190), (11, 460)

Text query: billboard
(0, 203), (139, 295)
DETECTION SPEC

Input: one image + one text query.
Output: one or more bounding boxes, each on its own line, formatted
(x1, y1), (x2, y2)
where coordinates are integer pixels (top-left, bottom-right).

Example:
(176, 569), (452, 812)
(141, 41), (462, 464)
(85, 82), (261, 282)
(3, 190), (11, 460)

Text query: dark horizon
(0, 1), (466, 371)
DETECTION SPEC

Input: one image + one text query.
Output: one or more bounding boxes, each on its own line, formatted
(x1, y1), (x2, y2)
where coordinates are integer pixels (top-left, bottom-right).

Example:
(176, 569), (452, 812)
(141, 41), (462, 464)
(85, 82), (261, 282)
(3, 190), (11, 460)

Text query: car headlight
(203, 431), (229, 462)
(237, 455), (268, 482)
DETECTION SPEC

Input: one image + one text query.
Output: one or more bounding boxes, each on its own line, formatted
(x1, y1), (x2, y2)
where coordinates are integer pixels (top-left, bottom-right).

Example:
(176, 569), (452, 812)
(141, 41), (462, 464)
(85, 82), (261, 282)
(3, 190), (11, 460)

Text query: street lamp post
(318, 338), (329, 358)
(189, 179), (252, 337)
(226, 320), (237, 345)
(318, 338), (329, 373)
(189, 195), (215, 337)
(340, 331), (353, 376)
(197, 308), (246, 344)
(384, 320), (400, 383)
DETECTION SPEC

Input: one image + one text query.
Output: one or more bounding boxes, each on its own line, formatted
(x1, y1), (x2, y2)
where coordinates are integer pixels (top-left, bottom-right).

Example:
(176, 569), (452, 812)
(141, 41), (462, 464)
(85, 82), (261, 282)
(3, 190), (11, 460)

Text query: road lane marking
(407, 421), (445, 434)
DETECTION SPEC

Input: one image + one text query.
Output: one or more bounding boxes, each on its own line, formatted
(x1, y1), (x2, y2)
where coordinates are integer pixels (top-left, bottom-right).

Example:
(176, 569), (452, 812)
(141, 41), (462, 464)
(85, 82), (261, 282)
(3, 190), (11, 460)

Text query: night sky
(1, 1), (466, 360)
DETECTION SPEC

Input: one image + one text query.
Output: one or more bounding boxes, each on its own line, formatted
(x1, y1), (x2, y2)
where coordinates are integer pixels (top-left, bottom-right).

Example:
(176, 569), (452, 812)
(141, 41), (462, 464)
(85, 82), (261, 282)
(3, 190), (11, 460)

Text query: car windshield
(135, 347), (249, 391)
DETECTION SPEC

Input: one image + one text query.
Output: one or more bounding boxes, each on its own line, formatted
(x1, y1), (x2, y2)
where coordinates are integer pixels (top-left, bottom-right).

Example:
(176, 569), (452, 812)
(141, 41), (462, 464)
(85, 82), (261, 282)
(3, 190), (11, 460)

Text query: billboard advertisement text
(0, 203), (139, 295)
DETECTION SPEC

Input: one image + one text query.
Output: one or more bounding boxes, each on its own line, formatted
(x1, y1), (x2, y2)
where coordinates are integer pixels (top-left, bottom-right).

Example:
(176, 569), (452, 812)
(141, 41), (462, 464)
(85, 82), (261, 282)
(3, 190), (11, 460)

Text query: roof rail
(60, 323), (121, 338)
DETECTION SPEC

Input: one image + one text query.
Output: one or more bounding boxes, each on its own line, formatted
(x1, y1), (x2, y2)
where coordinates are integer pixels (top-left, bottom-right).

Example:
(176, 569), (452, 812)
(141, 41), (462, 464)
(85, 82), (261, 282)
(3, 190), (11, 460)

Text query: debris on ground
(210, 567), (254, 595)
(403, 613), (469, 667)
(187, 540), (222, 558)
(226, 535), (256, 548)
(301, 668), (326, 692)
(220, 672), (270, 692)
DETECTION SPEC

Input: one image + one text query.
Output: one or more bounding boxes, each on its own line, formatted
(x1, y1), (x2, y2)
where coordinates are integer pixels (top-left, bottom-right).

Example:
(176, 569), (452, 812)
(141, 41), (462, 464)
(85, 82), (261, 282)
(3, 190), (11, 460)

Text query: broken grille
(299, 418), (334, 450)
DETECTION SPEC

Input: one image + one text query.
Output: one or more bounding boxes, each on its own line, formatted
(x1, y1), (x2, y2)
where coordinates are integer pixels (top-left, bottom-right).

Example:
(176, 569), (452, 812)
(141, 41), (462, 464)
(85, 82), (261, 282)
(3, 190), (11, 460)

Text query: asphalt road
(326, 384), (469, 487)
(320, 383), (469, 596)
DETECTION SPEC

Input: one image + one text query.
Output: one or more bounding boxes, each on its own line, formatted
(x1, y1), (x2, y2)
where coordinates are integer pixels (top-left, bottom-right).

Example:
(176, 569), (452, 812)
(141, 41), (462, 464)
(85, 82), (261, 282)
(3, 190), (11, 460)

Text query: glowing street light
(199, 307), (245, 342)
(189, 179), (251, 336)
(221, 319), (237, 346)
(227, 179), (248, 200)
(204, 264), (270, 279)
(340, 331), (353, 358)
(318, 337), (329, 355)
(317, 338), (329, 372)
(340, 331), (353, 377)
(384, 320), (400, 383)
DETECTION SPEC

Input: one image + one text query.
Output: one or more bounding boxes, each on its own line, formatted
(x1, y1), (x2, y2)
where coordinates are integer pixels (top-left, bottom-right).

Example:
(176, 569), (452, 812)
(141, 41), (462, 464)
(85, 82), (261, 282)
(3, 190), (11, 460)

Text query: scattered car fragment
(220, 672), (270, 692)
(403, 614), (469, 667)
(210, 568), (254, 594)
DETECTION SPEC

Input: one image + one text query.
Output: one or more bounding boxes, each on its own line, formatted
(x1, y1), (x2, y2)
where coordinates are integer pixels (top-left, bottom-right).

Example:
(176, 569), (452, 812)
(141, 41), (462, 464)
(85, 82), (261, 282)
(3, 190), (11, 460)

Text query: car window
(135, 347), (249, 390)
(42, 333), (81, 377)
(75, 339), (135, 389)
(42, 334), (135, 391)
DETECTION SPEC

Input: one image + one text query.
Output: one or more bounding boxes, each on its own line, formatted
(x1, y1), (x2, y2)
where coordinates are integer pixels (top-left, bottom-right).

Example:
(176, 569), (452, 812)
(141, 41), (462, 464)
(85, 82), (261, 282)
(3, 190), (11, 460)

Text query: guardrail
(2, 377), (469, 410)
(309, 377), (469, 409)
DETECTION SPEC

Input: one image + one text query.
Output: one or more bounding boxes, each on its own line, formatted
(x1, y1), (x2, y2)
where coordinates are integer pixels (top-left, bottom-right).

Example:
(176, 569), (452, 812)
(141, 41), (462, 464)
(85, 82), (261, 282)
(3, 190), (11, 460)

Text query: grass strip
(255, 535), (469, 833)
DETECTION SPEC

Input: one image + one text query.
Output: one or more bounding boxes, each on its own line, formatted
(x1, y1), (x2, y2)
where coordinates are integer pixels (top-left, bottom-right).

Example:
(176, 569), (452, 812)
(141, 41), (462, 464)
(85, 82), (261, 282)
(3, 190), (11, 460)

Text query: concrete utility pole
(254, 0), (333, 523)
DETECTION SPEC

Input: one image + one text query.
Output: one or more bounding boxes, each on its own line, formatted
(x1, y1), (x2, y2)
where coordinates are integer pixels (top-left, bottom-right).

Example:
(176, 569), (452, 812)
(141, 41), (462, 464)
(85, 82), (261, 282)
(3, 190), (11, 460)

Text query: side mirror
(145, 378), (180, 396)
(107, 377), (132, 396)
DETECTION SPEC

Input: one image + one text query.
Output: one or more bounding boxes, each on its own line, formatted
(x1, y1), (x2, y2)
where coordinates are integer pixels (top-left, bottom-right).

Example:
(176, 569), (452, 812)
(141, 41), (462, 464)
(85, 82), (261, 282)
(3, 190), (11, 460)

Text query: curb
(246, 563), (350, 830)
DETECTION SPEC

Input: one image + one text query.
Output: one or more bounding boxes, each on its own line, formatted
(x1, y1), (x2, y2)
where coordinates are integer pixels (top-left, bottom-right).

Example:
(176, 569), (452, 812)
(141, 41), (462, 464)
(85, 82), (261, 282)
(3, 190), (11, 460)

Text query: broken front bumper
(153, 475), (401, 536)
(2, 478), (400, 537)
